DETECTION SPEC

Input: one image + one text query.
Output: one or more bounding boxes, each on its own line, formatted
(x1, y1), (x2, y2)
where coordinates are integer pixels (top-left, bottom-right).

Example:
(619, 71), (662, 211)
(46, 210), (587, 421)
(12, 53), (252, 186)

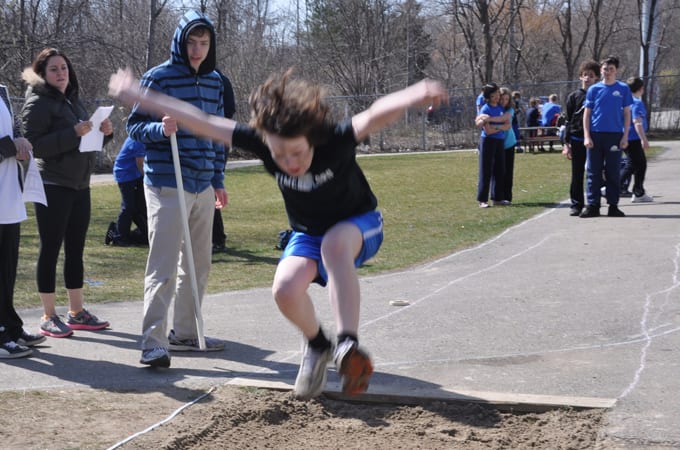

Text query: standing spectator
(0, 83), (46, 358)
(212, 69), (236, 254)
(541, 94), (561, 151)
(106, 136), (148, 246)
(621, 77), (653, 203)
(21, 48), (113, 338)
(127, 11), (227, 367)
(580, 56), (633, 218)
(108, 66), (448, 400)
(498, 87), (517, 204)
(474, 83), (506, 208)
(476, 88), (485, 114)
(512, 90), (525, 153)
(512, 91), (525, 121)
(562, 60), (600, 216)
(525, 97), (542, 152)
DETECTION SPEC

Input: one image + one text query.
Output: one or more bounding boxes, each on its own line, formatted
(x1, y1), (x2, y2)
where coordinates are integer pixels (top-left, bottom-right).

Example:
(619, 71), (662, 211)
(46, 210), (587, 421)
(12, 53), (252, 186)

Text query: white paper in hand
(22, 156), (47, 206)
(79, 105), (114, 152)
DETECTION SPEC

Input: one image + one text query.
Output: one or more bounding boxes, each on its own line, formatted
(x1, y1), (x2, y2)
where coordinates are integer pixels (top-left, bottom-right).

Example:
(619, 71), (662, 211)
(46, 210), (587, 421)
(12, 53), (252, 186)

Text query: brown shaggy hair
(248, 69), (331, 146)
(578, 60), (600, 77)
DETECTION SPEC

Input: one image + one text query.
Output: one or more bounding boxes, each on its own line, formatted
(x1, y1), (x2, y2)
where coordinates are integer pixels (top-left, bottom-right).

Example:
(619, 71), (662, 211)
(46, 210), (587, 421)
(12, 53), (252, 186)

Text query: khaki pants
(141, 185), (214, 350)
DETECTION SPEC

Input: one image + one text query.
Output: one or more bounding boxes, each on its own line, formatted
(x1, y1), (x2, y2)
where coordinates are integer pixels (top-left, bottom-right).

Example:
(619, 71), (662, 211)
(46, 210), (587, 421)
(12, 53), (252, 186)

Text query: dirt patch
(1, 385), (608, 449)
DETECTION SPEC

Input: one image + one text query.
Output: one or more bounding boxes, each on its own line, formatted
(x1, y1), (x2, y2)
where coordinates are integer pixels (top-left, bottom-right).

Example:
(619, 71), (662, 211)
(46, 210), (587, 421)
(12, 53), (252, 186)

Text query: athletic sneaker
(293, 342), (332, 400)
(334, 339), (374, 396)
(40, 315), (74, 338)
(104, 222), (116, 245)
(631, 193), (653, 203)
(608, 205), (626, 217)
(579, 205), (600, 218)
(17, 330), (46, 347)
(67, 309), (109, 331)
(167, 329), (224, 352)
(140, 347), (171, 368)
(0, 340), (32, 359)
(569, 206), (582, 217)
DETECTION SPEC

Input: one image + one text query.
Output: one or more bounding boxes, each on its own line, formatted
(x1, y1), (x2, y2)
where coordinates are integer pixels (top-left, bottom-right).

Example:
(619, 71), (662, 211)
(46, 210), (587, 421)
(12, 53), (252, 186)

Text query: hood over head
(171, 10), (217, 75)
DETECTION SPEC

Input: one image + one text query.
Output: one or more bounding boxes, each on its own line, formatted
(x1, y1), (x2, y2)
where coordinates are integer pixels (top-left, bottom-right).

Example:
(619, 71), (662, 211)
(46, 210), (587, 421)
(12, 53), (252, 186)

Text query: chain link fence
(9, 74), (679, 171)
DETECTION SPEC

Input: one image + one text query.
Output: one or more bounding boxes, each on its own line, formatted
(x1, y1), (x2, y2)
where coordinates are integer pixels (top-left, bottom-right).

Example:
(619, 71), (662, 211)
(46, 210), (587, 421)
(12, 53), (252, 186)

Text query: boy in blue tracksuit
(621, 77), (652, 203)
(127, 10), (227, 367)
(106, 137), (148, 246)
(581, 55), (633, 218)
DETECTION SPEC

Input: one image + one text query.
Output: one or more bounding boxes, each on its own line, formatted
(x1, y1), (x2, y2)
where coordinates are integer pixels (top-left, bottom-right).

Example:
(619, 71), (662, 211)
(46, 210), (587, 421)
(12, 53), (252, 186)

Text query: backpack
(275, 229), (293, 250)
(550, 112), (562, 127)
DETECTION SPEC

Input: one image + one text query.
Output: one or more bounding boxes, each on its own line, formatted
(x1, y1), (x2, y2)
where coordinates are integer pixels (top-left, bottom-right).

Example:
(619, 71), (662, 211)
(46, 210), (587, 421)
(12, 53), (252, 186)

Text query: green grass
(14, 148), (659, 309)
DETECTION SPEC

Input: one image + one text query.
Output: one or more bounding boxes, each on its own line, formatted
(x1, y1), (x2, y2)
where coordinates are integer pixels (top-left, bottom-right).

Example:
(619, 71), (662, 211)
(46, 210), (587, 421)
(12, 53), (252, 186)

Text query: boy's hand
(108, 68), (139, 107)
(215, 188), (228, 209)
(411, 79), (448, 110)
(162, 116), (178, 137)
(562, 143), (572, 160)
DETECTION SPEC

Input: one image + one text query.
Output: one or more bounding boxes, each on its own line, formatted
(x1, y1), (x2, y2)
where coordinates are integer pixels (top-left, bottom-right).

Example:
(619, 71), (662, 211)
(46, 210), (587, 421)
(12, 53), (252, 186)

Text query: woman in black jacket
(21, 48), (113, 338)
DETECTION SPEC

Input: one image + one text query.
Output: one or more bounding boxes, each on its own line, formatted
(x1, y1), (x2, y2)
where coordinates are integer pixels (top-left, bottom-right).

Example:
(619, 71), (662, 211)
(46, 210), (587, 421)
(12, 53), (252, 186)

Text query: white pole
(170, 133), (206, 350)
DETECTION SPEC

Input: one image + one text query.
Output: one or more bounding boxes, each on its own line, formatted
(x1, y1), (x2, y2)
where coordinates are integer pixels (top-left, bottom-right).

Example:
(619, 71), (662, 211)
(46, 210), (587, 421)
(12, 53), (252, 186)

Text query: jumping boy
(109, 68), (447, 399)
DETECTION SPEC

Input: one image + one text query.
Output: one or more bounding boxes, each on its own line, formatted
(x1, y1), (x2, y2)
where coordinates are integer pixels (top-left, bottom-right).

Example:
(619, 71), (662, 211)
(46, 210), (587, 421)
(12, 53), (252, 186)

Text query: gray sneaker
(294, 342), (332, 400)
(167, 329), (224, 352)
(140, 347), (171, 368)
(40, 315), (74, 338)
(66, 308), (109, 331)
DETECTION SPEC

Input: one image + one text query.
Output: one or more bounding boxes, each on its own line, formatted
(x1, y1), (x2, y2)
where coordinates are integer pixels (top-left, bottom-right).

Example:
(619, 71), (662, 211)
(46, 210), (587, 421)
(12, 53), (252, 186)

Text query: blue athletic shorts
(280, 210), (384, 286)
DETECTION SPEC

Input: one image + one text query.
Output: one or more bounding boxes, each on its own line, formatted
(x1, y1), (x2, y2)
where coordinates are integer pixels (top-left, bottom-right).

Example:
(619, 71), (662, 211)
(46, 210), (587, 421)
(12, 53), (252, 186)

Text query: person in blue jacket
(474, 83), (507, 208)
(211, 69), (236, 254)
(540, 94), (561, 151)
(126, 10), (227, 367)
(106, 137), (148, 246)
(621, 77), (653, 203)
(580, 55), (633, 218)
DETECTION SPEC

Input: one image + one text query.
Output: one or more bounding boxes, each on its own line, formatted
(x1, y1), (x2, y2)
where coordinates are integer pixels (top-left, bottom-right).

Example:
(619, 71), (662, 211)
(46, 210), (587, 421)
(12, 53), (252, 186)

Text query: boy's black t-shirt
(232, 119), (378, 236)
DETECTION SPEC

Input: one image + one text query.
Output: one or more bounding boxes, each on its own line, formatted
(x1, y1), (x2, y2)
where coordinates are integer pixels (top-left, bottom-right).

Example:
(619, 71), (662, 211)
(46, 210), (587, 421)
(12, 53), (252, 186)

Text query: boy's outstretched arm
(109, 68), (236, 146)
(352, 79), (448, 143)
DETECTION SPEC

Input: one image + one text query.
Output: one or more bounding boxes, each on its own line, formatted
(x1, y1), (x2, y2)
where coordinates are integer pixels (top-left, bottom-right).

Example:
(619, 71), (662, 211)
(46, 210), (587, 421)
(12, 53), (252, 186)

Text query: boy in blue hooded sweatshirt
(127, 11), (227, 367)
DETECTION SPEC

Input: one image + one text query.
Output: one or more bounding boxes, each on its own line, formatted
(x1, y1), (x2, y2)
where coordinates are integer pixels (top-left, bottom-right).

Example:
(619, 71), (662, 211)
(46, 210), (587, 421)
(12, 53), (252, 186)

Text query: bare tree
(555, 0), (593, 79)
(146, 0), (169, 70)
(444, 0), (510, 86)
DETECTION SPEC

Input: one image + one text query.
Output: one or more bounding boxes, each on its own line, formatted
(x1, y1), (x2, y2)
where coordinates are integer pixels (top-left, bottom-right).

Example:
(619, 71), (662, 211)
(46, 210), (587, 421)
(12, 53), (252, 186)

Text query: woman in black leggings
(21, 48), (114, 338)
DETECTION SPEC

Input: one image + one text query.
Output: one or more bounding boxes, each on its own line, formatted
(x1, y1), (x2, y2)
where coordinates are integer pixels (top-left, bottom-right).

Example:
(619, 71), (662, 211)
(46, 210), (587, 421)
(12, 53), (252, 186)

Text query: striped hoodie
(127, 10), (225, 193)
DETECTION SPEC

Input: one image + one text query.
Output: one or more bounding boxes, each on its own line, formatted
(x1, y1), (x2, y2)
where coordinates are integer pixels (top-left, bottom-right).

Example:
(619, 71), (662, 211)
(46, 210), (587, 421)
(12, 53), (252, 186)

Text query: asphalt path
(3, 142), (680, 448)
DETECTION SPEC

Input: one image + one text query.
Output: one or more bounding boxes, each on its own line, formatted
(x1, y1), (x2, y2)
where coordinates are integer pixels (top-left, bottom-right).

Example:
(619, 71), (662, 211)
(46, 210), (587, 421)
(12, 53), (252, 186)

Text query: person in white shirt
(0, 83), (46, 359)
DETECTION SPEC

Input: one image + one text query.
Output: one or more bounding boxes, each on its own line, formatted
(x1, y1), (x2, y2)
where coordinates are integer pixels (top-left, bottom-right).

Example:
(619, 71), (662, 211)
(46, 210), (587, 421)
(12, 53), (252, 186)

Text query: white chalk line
(359, 206), (680, 403)
(617, 240), (680, 400)
(374, 323), (680, 371)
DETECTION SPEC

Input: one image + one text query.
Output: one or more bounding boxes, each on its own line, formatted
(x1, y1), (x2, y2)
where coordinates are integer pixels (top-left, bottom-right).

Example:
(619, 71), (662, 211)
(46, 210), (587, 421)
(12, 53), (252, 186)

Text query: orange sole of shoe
(340, 348), (374, 396)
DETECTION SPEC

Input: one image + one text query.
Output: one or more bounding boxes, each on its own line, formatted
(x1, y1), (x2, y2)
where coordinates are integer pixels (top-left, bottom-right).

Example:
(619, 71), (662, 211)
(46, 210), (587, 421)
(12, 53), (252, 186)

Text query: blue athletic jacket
(127, 10), (225, 193)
